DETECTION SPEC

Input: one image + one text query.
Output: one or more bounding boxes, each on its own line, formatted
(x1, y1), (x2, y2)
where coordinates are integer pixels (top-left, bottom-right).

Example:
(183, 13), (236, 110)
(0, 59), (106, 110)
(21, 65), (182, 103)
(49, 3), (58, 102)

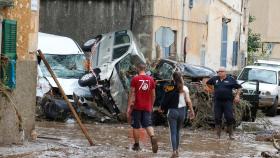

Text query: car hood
(238, 80), (278, 94)
(46, 77), (91, 97)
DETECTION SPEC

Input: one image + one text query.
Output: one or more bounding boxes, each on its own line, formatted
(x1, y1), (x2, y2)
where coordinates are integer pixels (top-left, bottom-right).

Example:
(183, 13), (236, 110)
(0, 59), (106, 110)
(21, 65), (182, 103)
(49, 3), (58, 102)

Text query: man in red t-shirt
(127, 63), (158, 153)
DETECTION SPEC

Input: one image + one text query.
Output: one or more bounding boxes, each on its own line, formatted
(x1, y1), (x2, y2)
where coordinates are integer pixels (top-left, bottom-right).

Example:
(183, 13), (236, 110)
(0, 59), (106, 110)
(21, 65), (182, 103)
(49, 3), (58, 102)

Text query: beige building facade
(249, 0), (280, 59)
(0, 0), (39, 144)
(151, 0), (249, 70)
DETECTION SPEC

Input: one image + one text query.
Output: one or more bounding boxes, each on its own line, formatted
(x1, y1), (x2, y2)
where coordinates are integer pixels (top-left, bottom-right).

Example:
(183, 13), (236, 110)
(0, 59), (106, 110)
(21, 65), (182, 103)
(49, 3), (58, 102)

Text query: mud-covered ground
(0, 116), (279, 158)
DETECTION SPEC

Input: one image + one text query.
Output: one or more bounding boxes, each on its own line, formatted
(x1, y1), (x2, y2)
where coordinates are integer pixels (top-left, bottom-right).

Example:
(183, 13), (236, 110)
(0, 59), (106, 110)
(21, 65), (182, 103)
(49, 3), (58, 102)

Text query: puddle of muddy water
(0, 121), (277, 158)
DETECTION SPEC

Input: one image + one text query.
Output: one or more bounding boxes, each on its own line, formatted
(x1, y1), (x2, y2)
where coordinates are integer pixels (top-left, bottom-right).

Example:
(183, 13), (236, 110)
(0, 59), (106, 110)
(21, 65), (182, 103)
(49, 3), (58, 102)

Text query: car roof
(159, 59), (216, 78)
(38, 32), (83, 55)
(243, 65), (280, 71)
(255, 59), (280, 65)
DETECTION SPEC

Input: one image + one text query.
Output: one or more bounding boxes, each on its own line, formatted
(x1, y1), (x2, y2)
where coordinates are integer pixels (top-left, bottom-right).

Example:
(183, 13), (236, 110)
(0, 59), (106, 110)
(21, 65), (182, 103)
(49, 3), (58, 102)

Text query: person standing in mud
(159, 71), (195, 158)
(127, 63), (158, 153)
(206, 67), (241, 140)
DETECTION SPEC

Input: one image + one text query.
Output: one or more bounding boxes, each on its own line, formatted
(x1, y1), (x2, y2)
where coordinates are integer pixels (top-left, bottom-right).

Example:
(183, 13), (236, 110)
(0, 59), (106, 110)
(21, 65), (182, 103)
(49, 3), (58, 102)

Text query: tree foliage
(247, 15), (262, 65)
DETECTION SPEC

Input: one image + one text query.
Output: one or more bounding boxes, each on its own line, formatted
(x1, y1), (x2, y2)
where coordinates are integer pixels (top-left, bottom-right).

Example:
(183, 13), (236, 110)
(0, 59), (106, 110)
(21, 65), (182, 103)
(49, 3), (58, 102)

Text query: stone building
(249, 0), (280, 59)
(0, 0), (39, 144)
(40, 0), (248, 70)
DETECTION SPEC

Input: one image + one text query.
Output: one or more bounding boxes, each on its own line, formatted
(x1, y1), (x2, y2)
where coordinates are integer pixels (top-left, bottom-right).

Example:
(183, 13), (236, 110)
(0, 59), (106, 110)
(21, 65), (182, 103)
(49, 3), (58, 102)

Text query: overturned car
(77, 30), (146, 120)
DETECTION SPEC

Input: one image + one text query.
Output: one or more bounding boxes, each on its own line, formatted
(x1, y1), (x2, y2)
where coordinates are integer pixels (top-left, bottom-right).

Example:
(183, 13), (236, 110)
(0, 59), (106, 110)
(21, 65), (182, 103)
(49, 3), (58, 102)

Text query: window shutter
(220, 22), (228, 67)
(2, 19), (17, 60)
(232, 41), (238, 66)
(1, 19), (17, 89)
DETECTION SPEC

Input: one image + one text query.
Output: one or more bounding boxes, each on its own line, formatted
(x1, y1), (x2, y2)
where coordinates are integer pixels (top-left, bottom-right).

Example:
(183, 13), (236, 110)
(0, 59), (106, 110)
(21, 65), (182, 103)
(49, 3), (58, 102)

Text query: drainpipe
(181, 0), (186, 62)
(130, 0), (135, 31)
(239, 0), (244, 68)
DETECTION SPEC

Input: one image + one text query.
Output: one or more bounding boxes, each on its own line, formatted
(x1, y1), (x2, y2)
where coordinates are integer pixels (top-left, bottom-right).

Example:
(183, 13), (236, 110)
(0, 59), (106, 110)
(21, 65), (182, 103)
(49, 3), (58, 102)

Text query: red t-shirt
(131, 75), (155, 112)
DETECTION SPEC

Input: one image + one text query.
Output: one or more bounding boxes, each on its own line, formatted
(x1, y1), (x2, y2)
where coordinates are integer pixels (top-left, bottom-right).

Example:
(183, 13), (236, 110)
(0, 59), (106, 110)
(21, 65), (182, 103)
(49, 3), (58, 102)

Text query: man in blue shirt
(206, 67), (241, 140)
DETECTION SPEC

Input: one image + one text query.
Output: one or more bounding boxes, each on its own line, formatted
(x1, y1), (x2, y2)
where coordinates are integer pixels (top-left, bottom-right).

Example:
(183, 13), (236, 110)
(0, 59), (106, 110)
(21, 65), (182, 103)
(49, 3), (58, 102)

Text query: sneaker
(151, 136), (158, 153)
(132, 143), (140, 151)
(171, 151), (178, 158)
(175, 150), (179, 157)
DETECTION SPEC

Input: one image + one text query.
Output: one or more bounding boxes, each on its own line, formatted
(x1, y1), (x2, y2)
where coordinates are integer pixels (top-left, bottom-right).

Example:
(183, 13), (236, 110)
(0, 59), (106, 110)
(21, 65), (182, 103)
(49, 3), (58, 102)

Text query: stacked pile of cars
(37, 30), (278, 126)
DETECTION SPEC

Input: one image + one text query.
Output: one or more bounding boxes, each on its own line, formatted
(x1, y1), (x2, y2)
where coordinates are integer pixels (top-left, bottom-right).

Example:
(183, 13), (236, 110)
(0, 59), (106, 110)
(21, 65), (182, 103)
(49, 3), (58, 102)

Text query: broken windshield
(40, 54), (85, 79)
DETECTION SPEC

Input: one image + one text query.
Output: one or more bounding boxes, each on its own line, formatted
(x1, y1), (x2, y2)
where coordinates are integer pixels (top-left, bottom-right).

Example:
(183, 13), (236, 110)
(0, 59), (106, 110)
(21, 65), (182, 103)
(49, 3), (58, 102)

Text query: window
(114, 31), (130, 45)
(163, 47), (170, 58)
(232, 41), (238, 66)
(220, 21), (228, 67)
(116, 55), (135, 91)
(112, 45), (130, 60)
(40, 54), (85, 79)
(1, 19), (17, 89)
(157, 63), (174, 80)
(200, 45), (206, 66)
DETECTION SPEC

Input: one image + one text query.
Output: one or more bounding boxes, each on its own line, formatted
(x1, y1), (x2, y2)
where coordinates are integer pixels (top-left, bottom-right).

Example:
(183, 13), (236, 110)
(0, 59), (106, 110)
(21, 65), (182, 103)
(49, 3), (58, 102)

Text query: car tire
(266, 98), (278, 117)
(78, 73), (97, 87)
(82, 35), (102, 52)
(82, 39), (96, 52)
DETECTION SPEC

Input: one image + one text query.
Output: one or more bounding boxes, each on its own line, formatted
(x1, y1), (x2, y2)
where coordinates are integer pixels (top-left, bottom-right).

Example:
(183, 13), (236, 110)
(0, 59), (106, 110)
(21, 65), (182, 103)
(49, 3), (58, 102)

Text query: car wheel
(78, 73), (97, 87)
(82, 35), (102, 52)
(82, 39), (96, 52)
(266, 98), (278, 117)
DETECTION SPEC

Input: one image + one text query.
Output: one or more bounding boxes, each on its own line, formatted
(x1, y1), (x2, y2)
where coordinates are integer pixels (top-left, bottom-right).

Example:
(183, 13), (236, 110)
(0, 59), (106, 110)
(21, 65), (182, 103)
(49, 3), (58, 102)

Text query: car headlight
(265, 91), (271, 96)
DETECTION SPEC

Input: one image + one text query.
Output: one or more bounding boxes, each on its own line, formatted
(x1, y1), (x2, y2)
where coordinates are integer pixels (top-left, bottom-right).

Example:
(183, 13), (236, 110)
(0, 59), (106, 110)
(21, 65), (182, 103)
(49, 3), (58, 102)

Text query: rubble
(187, 82), (253, 129)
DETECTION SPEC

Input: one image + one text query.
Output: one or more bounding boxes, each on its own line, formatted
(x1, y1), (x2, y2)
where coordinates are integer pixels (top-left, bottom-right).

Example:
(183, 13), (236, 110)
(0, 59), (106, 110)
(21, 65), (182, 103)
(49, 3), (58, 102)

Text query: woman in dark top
(159, 71), (195, 158)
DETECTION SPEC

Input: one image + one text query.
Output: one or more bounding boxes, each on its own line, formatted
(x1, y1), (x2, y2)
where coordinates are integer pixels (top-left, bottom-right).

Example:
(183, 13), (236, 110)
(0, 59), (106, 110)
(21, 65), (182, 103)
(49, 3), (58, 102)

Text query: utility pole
(130, 0), (135, 31)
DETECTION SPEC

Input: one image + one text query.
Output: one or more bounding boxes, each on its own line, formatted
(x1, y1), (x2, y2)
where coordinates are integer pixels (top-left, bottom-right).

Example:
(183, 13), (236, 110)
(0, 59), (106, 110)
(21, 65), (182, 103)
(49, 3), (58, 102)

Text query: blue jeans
(167, 107), (186, 151)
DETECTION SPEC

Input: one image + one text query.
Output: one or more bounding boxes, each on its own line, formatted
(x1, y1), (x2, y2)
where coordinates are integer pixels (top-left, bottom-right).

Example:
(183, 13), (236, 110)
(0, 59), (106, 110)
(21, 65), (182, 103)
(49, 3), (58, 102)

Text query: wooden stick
(37, 50), (94, 146)
(38, 136), (62, 141)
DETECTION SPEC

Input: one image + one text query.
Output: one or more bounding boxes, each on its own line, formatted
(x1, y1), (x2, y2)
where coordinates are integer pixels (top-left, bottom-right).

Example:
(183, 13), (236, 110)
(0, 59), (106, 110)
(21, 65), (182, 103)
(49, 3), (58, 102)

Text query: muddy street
(0, 116), (278, 158)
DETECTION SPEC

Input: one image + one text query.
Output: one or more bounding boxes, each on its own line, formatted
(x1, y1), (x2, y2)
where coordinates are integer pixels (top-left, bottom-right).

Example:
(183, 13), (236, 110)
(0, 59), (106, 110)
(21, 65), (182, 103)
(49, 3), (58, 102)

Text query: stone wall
(39, 0), (154, 60)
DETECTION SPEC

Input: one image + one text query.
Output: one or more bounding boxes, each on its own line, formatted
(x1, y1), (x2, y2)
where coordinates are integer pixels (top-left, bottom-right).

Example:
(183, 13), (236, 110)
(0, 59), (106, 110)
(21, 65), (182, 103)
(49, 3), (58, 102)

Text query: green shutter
(1, 19), (17, 89)
(2, 19), (17, 60)
(1, 59), (16, 89)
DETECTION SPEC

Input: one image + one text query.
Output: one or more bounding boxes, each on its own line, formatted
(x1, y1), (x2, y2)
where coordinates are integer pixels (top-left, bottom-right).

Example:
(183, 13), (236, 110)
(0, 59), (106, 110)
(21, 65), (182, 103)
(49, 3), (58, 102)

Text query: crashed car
(78, 30), (253, 126)
(151, 59), (217, 125)
(78, 30), (146, 120)
(37, 32), (93, 120)
(152, 59), (253, 127)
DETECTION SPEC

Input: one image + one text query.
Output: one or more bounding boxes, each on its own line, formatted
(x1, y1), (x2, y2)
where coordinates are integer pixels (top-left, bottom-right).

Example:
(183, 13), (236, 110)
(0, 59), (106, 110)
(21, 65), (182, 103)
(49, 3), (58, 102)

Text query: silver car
(80, 30), (146, 114)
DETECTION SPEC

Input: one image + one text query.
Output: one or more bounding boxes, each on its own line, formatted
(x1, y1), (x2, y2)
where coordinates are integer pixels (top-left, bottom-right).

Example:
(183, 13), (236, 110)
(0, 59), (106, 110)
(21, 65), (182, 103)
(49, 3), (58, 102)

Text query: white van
(237, 65), (280, 116)
(36, 32), (91, 119)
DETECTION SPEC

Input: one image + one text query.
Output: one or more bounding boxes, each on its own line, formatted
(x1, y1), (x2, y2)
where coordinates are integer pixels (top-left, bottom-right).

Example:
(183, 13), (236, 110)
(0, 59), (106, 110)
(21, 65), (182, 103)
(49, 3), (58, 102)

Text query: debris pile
(187, 82), (253, 129)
